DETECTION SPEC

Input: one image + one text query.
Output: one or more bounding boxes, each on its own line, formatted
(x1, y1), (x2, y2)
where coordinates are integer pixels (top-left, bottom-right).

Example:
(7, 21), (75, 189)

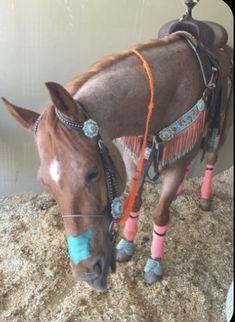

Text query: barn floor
(0, 168), (233, 322)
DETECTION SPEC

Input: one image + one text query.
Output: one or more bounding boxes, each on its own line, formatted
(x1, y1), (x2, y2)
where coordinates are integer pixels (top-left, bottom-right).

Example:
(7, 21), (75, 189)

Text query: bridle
(33, 47), (158, 241)
(33, 101), (123, 243)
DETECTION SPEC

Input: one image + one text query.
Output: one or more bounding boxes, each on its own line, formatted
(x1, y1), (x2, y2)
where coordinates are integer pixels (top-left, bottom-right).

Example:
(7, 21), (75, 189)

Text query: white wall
(0, 0), (233, 196)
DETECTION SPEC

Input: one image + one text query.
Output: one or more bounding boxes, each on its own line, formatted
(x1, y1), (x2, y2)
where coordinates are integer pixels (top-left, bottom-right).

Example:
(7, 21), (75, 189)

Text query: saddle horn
(184, 0), (200, 19)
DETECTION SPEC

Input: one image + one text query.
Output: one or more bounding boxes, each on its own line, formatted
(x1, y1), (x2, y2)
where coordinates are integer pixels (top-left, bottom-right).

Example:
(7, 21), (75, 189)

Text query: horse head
(2, 82), (127, 291)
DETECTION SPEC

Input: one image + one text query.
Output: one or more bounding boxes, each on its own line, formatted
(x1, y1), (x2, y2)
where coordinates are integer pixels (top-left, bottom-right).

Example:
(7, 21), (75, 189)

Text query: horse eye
(85, 168), (99, 183)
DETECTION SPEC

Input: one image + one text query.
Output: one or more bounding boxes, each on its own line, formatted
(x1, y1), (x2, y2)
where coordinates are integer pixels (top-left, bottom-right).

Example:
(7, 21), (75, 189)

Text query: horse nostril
(92, 257), (104, 277)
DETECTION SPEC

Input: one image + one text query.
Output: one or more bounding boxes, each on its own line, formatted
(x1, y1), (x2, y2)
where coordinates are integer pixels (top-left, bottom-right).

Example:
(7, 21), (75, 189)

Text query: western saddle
(159, 18), (228, 49)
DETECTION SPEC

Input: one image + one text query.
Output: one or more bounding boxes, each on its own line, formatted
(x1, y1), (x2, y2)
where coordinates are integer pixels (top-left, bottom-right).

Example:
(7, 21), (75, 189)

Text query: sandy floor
(0, 168), (233, 322)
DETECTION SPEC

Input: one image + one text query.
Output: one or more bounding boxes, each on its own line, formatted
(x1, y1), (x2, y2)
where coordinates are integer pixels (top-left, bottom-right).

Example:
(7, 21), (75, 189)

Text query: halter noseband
(33, 101), (123, 241)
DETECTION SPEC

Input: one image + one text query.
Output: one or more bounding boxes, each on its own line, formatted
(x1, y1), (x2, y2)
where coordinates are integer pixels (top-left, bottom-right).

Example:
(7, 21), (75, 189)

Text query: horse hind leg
(144, 161), (188, 284)
(200, 151), (217, 211)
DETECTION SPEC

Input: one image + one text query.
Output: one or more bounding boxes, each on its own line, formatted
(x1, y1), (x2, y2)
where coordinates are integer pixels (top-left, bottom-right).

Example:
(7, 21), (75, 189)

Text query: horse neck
(72, 37), (204, 139)
(72, 55), (149, 139)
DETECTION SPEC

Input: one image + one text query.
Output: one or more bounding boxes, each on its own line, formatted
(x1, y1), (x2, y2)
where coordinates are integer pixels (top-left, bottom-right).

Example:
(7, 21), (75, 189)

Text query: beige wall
(0, 0), (233, 196)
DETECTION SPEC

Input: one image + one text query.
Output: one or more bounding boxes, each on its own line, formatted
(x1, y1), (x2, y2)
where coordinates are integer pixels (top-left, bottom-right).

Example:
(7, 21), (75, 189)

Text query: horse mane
(64, 33), (179, 96)
(41, 34), (178, 119)
(64, 51), (131, 95)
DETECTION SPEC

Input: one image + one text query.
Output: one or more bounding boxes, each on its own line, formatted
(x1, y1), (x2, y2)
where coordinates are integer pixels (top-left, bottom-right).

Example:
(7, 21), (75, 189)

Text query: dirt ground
(0, 167), (233, 322)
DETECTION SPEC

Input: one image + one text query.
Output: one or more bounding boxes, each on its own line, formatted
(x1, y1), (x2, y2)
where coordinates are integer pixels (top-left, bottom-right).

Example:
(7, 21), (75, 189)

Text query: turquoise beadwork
(159, 98), (205, 141)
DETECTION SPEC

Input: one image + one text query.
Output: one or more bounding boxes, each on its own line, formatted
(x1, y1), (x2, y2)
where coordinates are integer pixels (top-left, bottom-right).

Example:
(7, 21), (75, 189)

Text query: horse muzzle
(72, 253), (115, 291)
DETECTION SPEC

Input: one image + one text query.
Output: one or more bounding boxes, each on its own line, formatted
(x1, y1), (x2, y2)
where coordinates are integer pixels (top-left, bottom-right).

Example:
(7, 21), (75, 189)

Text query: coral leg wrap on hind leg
(151, 224), (168, 259)
(123, 211), (140, 241)
(201, 165), (214, 199)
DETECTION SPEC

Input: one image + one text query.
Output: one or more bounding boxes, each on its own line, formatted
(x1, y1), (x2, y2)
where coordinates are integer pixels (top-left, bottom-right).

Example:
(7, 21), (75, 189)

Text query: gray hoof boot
(116, 238), (134, 262)
(144, 258), (163, 284)
(199, 198), (212, 211)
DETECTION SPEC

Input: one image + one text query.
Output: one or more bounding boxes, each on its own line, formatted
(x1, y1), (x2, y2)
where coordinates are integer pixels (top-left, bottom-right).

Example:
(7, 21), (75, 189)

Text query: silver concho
(159, 127), (175, 141)
(197, 99), (205, 111)
(111, 197), (123, 220)
(83, 119), (99, 138)
(144, 147), (152, 160)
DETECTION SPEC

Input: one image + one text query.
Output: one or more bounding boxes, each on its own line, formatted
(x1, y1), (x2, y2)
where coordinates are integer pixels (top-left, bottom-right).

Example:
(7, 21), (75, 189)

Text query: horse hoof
(199, 198), (212, 211)
(144, 258), (163, 285)
(116, 238), (134, 262)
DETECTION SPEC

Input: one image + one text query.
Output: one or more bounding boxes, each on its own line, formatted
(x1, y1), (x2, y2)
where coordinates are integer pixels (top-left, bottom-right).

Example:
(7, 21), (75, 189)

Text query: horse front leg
(144, 162), (187, 284)
(176, 165), (190, 196)
(122, 149), (136, 183)
(116, 189), (143, 262)
(199, 151), (217, 211)
(116, 150), (142, 262)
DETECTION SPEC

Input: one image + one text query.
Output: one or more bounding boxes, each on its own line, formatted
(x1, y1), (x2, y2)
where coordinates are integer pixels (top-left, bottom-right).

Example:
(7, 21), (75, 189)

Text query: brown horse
(2, 31), (232, 291)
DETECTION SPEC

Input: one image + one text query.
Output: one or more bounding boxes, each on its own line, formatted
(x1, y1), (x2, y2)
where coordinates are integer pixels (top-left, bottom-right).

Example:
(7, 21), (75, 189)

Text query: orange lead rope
(117, 48), (155, 226)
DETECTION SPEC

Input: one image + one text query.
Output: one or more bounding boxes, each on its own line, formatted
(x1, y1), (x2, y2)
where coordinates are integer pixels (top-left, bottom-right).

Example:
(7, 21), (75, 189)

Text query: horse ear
(45, 82), (78, 116)
(1, 97), (40, 131)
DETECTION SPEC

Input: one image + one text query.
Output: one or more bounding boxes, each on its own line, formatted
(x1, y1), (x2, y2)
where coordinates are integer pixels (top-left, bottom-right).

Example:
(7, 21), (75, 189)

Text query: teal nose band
(66, 230), (93, 264)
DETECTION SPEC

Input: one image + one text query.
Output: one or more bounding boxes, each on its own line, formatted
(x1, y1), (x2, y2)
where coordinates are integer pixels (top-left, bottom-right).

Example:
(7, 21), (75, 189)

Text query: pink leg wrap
(176, 167), (189, 195)
(201, 164), (214, 199)
(151, 224), (168, 259)
(124, 211), (140, 241)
